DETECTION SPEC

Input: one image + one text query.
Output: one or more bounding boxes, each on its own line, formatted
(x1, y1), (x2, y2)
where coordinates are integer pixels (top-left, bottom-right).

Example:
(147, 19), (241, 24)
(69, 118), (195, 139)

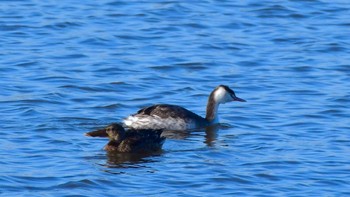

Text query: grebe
(123, 85), (245, 131)
(102, 123), (165, 153)
(85, 85), (245, 137)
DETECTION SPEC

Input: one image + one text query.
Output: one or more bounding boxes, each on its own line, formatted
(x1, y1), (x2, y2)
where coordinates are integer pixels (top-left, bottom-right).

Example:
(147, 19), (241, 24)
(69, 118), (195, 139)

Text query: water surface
(1, 0), (350, 196)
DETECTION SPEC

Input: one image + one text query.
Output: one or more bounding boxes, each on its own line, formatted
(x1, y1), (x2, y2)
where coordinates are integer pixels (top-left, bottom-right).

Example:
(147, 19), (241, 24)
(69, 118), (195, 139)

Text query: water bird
(101, 123), (165, 153)
(85, 85), (245, 137)
(123, 85), (246, 130)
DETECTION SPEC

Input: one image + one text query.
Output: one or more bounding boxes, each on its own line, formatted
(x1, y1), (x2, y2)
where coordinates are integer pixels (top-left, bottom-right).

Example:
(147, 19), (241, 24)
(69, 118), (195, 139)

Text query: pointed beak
(232, 95), (246, 102)
(85, 128), (108, 137)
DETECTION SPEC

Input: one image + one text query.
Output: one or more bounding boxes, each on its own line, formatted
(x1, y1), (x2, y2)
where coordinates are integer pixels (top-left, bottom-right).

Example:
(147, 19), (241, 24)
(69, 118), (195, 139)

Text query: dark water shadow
(161, 129), (190, 139)
(203, 124), (220, 147)
(103, 150), (164, 169)
(93, 124), (226, 168)
(161, 124), (223, 146)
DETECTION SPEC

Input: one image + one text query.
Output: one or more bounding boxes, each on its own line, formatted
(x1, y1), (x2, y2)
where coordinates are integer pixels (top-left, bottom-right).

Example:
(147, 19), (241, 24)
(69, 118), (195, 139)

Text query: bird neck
(205, 93), (220, 123)
(107, 140), (121, 147)
(110, 134), (125, 145)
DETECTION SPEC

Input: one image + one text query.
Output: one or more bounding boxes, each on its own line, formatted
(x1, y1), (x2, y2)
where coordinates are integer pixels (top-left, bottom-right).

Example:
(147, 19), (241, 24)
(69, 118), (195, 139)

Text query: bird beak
(232, 95), (246, 102)
(85, 128), (108, 137)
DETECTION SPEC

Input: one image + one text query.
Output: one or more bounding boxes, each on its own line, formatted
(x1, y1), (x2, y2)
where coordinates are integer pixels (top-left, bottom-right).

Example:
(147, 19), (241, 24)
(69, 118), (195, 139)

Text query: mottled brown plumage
(102, 123), (165, 153)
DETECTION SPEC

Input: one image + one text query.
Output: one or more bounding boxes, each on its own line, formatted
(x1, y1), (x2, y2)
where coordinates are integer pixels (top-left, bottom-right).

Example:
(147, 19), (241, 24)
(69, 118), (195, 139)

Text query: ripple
(59, 85), (113, 93)
(79, 37), (112, 46)
(44, 21), (83, 30)
(55, 179), (98, 189)
(12, 61), (39, 67)
(1, 0), (350, 196)
(0, 24), (34, 31)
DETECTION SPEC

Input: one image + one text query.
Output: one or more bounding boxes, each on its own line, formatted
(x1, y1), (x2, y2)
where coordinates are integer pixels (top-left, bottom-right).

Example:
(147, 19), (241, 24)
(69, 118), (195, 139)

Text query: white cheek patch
(214, 87), (226, 102)
(214, 87), (233, 104)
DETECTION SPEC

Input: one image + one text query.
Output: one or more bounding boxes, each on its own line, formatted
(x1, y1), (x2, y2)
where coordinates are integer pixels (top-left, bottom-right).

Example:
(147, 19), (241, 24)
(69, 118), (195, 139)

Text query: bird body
(124, 85), (245, 130)
(102, 123), (165, 153)
(85, 85), (246, 139)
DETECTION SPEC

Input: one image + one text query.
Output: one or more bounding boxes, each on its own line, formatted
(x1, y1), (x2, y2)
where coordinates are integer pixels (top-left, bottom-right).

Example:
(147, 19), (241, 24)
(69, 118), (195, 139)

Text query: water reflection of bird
(105, 151), (161, 167)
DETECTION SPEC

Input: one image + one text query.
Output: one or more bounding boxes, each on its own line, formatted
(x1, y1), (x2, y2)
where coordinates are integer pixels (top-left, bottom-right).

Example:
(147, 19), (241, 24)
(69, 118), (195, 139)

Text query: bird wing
(135, 104), (204, 120)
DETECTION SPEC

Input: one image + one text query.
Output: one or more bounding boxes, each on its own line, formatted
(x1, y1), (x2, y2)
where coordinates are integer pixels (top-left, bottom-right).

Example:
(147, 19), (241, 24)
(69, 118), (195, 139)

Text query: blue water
(1, 0), (350, 196)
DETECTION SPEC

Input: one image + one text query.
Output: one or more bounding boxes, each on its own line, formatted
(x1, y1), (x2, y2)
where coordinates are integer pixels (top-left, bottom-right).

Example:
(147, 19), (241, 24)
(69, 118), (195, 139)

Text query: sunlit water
(1, 1), (350, 196)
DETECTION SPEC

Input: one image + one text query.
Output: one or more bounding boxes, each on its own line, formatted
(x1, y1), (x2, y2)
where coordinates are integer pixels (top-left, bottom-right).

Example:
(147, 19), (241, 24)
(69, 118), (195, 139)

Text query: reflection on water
(161, 129), (190, 139)
(161, 124), (220, 141)
(203, 125), (219, 147)
(1, 0), (350, 196)
(104, 151), (163, 168)
(99, 125), (221, 166)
